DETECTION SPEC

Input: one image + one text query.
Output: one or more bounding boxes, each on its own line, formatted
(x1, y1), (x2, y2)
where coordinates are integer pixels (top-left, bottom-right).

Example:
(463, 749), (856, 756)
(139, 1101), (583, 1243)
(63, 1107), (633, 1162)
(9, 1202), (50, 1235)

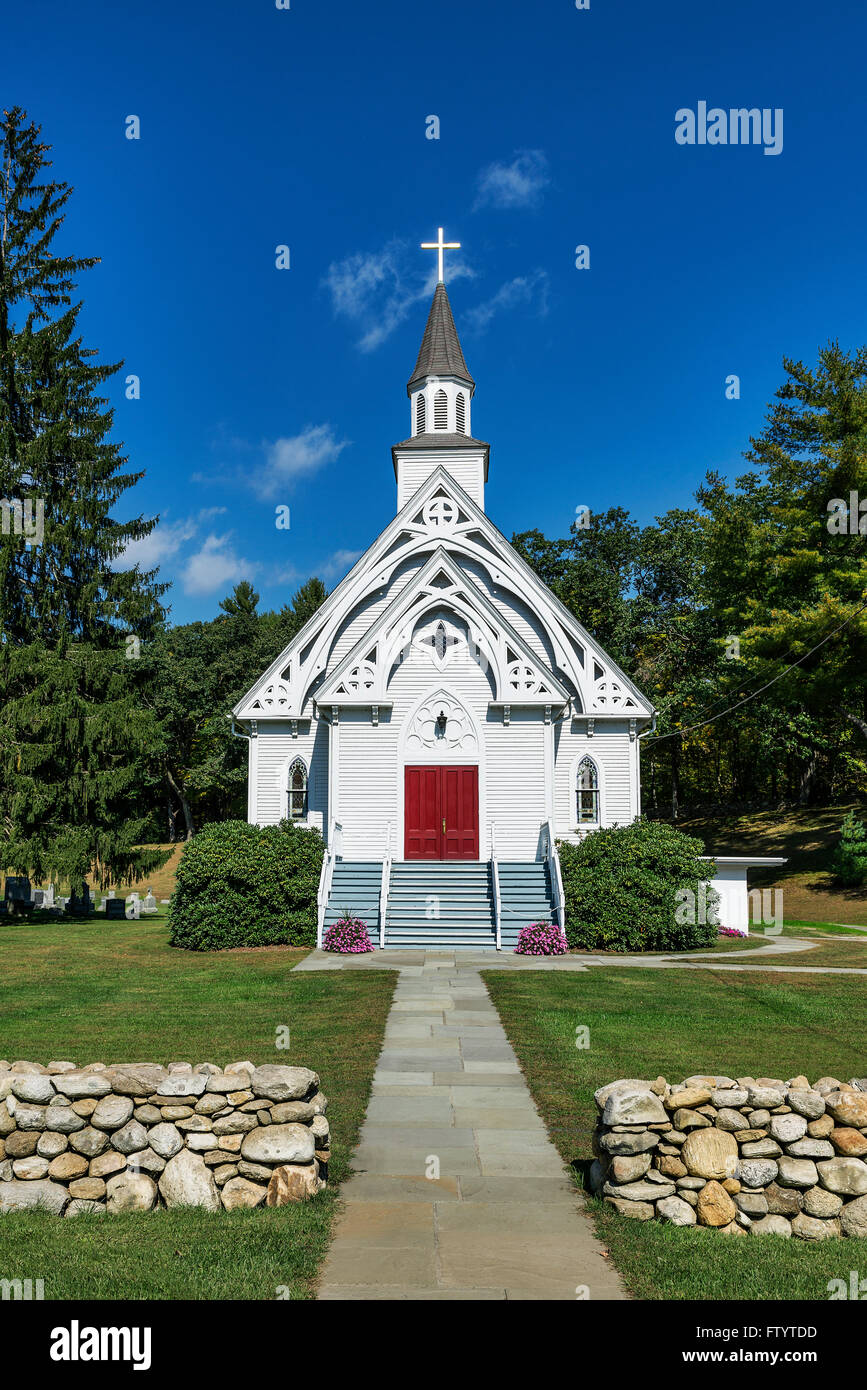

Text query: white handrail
(541, 818), (565, 930)
(316, 819), (341, 949)
(379, 821), (393, 950)
(491, 823), (502, 951)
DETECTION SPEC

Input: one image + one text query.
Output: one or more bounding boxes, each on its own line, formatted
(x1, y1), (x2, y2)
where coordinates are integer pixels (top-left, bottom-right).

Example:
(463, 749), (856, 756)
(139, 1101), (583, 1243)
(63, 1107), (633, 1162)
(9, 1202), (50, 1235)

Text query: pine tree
(0, 107), (169, 895)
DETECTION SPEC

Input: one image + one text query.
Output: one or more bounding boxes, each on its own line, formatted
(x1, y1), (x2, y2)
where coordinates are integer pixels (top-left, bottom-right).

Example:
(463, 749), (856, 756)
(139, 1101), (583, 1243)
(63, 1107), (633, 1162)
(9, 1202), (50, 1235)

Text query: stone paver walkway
(301, 952), (627, 1300)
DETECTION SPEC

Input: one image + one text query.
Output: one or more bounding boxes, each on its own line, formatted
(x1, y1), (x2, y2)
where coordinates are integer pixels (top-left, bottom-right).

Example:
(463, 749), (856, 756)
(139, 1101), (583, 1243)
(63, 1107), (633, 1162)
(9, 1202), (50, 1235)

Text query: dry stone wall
(0, 1059), (328, 1215)
(591, 1071), (867, 1238)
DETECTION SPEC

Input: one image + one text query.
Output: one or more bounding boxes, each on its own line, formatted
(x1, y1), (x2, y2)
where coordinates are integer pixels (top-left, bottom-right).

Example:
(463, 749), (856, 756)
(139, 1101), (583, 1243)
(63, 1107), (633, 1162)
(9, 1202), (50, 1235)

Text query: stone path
(301, 952), (627, 1300)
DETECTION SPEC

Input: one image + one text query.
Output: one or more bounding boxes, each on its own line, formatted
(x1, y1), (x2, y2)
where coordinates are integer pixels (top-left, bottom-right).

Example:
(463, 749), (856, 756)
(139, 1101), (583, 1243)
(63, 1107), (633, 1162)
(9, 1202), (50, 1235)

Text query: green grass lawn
(483, 963), (867, 1300)
(0, 918), (396, 1299)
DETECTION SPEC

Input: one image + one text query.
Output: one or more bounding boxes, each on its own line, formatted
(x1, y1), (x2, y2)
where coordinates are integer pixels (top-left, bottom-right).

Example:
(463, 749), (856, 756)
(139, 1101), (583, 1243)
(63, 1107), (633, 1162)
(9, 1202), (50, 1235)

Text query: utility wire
(644, 594), (867, 745)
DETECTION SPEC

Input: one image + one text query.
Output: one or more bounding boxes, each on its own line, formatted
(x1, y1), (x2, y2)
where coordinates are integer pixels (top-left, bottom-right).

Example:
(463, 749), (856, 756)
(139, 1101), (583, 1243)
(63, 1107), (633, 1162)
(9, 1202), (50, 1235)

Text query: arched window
(576, 757), (599, 825)
(288, 758), (308, 821)
(416, 393), (426, 433)
(455, 391), (466, 433)
(434, 388), (448, 430)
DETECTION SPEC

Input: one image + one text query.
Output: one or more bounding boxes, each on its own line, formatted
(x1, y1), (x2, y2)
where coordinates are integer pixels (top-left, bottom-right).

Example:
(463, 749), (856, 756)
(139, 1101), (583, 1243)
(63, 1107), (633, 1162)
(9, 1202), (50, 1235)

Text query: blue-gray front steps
(324, 859), (558, 950)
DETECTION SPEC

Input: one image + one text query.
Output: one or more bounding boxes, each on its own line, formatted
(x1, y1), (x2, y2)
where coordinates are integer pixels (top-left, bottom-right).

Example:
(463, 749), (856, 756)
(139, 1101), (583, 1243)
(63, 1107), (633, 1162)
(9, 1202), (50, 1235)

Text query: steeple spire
(407, 282), (475, 396)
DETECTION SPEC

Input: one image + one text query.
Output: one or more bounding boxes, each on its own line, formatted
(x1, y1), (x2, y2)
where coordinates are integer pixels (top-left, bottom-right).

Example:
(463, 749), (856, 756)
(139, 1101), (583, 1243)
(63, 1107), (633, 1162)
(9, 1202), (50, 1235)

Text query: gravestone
(105, 899), (126, 921)
(125, 896), (141, 920)
(142, 889), (158, 915)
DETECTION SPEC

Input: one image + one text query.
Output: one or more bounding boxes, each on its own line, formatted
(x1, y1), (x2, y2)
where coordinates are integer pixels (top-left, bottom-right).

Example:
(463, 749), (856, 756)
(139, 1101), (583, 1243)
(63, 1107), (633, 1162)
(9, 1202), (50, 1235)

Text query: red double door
(404, 765), (479, 860)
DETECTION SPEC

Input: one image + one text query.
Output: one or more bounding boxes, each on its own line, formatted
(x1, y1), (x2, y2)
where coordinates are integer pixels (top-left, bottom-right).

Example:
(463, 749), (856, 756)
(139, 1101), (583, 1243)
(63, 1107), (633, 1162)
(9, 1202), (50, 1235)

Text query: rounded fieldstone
(791, 1211), (841, 1240)
(48, 1151), (89, 1181)
(250, 1066), (319, 1103)
(68, 1177), (106, 1200)
(787, 1089), (826, 1120)
(12, 1156), (50, 1179)
(12, 1104), (48, 1132)
(776, 1156), (819, 1189)
(657, 1194), (697, 1226)
(69, 1126), (108, 1159)
(106, 1171), (157, 1213)
(102, 1065), (168, 1097)
(45, 1106), (86, 1134)
(185, 1132), (218, 1152)
(36, 1131), (69, 1159)
(5, 1131), (38, 1158)
(609, 1153), (652, 1184)
(156, 1074), (207, 1098)
(825, 1091), (867, 1128)
(816, 1157), (867, 1197)
(764, 1181), (802, 1216)
(830, 1128), (867, 1157)
(89, 1151), (127, 1179)
(681, 1127), (739, 1181)
(602, 1088), (668, 1126)
(90, 1095), (135, 1132)
(0, 1178), (69, 1213)
(112, 1120), (148, 1155)
(240, 1123), (316, 1166)
(52, 1071), (112, 1099)
(131, 1148), (166, 1176)
(786, 1138), (835, 1160)
(220, 1176), (267, 1210)
(750, 1214), (792, 1237)
(802, 1185), (843, 1218)
(65, 1198), (106, 1216)
(148, 1123), (183, 1159)
(158, 1149), (220, 1211)
(735, 1191), (769, 1218)
(10, 1075), (56, 1105)
(740, 1139), (782, 1159)
(840, 1193), (867, 1238)
(712, 1088), (749, 1108)
(265, 1161), (324, 1205)
(133, 1105), (162, 1126)
(697, 1180), (736, 1227)
(211, 1113), (259, 1137)
(738, 1158), (778, 1188)
(769, 1113), (808, 1144)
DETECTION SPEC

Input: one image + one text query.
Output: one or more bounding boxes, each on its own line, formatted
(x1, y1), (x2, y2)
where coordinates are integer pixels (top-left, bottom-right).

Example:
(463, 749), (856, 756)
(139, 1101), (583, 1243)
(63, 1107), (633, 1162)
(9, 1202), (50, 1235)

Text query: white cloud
(324, 241), (474, 352)
(473, 150), (550, 211)
(115, 516), (200, 571)
(180, 533), (258, 596)
(321, 547), (362, 580)
(256, 424), (349, 499)
(463, 270), (550, 335)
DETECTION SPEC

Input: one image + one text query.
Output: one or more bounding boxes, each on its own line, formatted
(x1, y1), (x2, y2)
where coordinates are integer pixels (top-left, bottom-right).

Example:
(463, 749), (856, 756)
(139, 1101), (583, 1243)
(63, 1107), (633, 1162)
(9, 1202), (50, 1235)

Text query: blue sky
(6, 0), (867, 623)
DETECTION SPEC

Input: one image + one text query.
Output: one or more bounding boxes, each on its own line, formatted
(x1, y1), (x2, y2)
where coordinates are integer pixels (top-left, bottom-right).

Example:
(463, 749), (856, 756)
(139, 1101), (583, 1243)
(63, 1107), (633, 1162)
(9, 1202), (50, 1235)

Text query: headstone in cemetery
(125, 897), (141, 920)
(105, 898), (126, 921)
(142, 889), (158, 914)
(42, 882), (55, 907)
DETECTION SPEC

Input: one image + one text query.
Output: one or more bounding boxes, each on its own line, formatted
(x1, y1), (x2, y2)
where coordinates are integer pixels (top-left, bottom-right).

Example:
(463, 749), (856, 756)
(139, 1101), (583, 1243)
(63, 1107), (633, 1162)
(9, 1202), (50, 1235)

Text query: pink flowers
(514, 921), (568, 956)
(323, 917), (375, 954)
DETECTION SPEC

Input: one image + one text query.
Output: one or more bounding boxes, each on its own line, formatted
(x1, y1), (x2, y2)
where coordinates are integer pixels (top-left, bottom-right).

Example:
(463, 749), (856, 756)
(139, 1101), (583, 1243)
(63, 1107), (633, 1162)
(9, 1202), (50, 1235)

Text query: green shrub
(557, 819), (718, 952)
(168, 819), (324, 951)
(832, 811), (867, 887)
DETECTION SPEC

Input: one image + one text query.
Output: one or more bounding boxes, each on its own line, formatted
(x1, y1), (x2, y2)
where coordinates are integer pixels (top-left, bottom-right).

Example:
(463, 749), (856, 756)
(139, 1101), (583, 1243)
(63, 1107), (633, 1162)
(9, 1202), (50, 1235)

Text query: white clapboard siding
(486, 709), (547, 858)
(397, 457), (484, 511)
(462, 558), (559, 670)
(337, 620), (495, 860)
(253, 720), (328, 827)
(553, 721), (637, 841)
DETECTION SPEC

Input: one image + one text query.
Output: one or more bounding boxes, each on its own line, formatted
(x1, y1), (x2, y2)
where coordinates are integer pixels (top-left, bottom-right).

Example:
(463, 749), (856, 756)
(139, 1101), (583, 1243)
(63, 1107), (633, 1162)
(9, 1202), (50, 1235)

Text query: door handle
(442, 819), (446, 834)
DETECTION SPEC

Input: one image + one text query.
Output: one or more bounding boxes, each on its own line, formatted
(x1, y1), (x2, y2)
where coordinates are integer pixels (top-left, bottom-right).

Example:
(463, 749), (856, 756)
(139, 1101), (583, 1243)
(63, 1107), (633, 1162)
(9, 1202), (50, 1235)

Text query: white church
(234, 231), (657, 949)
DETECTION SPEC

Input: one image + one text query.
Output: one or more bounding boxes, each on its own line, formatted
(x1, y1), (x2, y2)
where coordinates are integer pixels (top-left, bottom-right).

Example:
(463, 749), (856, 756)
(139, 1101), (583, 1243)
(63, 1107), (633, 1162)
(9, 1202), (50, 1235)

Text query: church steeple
(392, 228), (489, 513)
(407, 283), (475, 397)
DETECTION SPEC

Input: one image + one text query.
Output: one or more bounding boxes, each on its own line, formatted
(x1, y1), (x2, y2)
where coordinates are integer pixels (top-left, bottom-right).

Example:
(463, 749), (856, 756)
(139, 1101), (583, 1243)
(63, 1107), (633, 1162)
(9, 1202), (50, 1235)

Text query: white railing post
(316, 819), (341, 949)
(541, 818), (565, 930)
(379, 821), (392, 950)
(491, 823), (502, 951)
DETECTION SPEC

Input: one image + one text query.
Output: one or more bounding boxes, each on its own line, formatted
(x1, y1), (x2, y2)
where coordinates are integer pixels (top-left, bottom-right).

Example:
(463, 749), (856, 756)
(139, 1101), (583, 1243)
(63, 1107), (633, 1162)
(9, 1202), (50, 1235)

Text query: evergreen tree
(0, 107), (169, 893)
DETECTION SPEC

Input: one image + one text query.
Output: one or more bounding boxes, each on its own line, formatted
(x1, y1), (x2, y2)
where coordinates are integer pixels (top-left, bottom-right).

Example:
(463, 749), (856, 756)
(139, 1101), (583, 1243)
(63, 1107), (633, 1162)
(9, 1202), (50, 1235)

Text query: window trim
(574, 755), (601, 828)
(287, 757), (308, 822)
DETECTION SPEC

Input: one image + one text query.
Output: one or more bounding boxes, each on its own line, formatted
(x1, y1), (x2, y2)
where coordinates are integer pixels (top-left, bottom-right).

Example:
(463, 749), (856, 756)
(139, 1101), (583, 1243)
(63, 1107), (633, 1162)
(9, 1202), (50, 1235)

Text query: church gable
(316, 548), (567, 708)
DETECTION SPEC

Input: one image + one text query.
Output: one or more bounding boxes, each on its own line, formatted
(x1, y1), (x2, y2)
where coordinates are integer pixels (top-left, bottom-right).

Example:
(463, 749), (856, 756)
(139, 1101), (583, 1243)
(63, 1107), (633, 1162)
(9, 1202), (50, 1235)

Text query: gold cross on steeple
(421, 226), (460, 284)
